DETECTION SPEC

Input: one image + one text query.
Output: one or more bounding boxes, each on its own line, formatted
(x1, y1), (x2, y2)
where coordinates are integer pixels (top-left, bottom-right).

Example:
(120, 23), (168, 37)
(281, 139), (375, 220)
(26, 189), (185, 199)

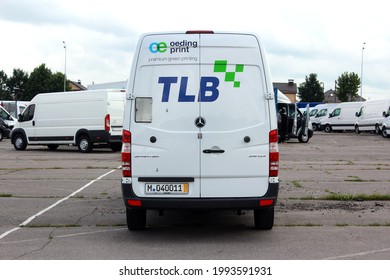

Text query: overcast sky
(1, 0), (389, 100)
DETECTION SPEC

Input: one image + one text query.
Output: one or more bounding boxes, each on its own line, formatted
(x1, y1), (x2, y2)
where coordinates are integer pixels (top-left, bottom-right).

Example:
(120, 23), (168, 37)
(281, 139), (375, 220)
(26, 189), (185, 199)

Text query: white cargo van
(121, 31), (279, 230)
(355, 98), (390, 134)
(11, 89), (125, 152)
(310, 103), (337, 131)
(319, 102), (363, 133)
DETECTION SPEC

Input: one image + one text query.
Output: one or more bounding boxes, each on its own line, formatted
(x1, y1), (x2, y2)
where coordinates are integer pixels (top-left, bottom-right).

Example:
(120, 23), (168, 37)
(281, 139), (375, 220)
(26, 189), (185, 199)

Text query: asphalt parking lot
(0, 132), (389, 260)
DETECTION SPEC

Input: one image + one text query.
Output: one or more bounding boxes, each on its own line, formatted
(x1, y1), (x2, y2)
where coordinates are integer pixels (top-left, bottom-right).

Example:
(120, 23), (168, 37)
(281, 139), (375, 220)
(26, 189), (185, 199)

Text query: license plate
(145, 183), (189, 195)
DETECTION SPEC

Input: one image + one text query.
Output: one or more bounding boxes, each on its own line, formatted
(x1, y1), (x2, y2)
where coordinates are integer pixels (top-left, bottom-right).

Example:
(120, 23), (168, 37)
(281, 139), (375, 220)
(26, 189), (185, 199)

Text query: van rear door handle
(203, 149), (225, 154)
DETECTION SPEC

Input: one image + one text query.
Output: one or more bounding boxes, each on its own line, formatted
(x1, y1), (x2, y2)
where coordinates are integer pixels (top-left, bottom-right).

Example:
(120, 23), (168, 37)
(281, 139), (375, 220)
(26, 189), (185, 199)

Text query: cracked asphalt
(0, 132), (389, 260)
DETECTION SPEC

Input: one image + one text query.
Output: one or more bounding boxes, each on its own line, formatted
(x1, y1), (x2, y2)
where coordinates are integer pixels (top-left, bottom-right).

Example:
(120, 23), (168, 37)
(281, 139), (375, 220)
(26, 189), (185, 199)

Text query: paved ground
(0, 131), (389, 260)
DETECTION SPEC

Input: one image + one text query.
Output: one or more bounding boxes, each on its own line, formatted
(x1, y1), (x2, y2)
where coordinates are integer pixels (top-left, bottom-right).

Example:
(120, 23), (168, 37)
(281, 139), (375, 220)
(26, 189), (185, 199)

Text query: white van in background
(121, 31), (279, 230)
(355, 98), (390, 134)
(319, 102), (363, 133)
(11, 89), (125, 152)
(310, 103), (337, 131)
(0, 105), (16, 129)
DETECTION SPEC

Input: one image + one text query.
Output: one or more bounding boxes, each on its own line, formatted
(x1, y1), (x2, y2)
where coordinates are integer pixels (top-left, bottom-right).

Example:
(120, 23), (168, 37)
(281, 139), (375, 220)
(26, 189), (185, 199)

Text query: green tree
(297, 73), (324, 102)
(7, 68), (29, 100)
(26, 63), (69, 100)
(336, 72), (361, 102)
(0, 70), (11, 100)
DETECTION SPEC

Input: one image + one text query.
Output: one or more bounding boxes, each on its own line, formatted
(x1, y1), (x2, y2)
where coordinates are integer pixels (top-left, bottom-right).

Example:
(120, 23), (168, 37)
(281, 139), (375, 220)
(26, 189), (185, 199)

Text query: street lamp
(360, 42), (366, 100)
(63, 41), (67, 92)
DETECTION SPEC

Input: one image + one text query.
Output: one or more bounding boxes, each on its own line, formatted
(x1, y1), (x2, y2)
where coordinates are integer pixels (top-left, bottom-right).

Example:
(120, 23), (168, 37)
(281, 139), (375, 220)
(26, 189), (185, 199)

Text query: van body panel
(122, 32), (278, 214)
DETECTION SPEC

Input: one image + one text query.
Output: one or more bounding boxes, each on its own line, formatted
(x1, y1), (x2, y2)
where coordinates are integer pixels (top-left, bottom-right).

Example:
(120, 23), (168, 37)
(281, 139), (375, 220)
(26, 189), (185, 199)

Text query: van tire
(254, 207), (274, 230)
(375, 124), (381, 134)
(0, 130), (3, 141)
(77, 135), (92, 153)
(324, 124), (332, 133)
(298, 132), (309, 143)
(13, 134), (27, 150)
(126, 208), (146, 230)
(382, 127), (389, 138)
(355, 125), (361, 134)
(47, 144), (59, 150)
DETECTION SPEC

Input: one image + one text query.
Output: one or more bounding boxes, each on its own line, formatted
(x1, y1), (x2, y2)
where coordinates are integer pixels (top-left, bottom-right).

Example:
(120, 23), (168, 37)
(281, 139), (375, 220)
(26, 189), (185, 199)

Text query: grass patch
(291, 180), (303, 188)
(301, 193), (390, 201)
(0, 193), (13, 197)
(344, 176), (363, 182)
(96, 224), (126, 227)
(282, 223), (323, 227)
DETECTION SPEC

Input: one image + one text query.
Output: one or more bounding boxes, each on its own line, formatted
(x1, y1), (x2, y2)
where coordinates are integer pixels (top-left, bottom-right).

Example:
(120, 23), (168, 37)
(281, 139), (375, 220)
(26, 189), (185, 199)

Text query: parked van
(319, 102), (363, 133)
(355, 98), (390, 134)
(121, 31), (279, 230)
(11, 89), (125, 152)
(0, 105), (17, 129)
(310, 103), (337, 131)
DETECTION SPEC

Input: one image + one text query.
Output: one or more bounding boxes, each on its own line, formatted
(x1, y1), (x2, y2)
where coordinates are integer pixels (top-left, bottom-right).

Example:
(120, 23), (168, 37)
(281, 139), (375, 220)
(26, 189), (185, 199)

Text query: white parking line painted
(323, 246), (390, 260)
(0, 167), (120, 240)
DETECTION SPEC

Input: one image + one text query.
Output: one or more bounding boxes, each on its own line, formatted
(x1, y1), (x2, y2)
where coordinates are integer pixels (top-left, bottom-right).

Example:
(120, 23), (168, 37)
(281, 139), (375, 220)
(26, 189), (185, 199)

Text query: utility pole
(63, 41), (67, 92)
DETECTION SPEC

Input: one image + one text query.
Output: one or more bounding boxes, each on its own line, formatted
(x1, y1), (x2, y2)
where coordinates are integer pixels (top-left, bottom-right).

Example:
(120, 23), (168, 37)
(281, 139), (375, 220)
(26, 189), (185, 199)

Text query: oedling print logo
(149, 40), (198, 54)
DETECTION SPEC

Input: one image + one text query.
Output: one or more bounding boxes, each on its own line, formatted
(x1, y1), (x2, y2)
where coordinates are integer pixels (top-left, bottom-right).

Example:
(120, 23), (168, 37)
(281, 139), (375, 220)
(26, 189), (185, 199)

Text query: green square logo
(213, 60), (244, 88)
(214, 60), (227, 72)
(235, 64), (244, 72)
(225, 72), (235, 82)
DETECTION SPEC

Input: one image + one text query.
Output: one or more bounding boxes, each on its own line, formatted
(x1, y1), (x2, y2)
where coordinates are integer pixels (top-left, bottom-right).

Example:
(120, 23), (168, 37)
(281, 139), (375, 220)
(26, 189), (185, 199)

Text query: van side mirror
(356, 112), (359, 117)
(383, 111), (389, 117)
(18, 114), (24, 122)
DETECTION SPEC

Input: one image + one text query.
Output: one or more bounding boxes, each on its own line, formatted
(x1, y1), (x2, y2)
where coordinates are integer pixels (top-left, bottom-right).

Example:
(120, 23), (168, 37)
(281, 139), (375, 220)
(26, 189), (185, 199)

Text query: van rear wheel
(77, 135), (92, 153)
(254, 207), (274, 230)
(126, 208), (146, 230)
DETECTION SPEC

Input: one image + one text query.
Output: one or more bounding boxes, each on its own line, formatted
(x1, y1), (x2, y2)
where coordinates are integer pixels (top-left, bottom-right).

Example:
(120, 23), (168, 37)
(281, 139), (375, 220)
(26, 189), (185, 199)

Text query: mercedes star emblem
(195, 116), (206, 128)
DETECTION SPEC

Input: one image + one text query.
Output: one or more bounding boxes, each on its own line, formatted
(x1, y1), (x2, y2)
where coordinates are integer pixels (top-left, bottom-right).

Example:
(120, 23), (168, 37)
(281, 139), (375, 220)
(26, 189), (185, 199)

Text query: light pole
(63, 41), (67, 92)
(360, 42), (366, 100)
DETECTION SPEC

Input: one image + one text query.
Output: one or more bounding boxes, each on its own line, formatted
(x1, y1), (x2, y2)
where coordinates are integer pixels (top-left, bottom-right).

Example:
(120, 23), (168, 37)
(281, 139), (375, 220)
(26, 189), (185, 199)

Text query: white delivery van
(0, 105), (17, 129)
(319, 102), (363, 133)
(121, 31), (279, 230)
(11, 89), (125, 152)
(355, 98), (390, 134)
(310, 103), (337, 131)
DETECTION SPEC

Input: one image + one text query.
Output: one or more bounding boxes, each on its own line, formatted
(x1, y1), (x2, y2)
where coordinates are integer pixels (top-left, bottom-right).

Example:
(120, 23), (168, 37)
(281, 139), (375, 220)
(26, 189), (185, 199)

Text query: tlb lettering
(159, 76), (220, 102)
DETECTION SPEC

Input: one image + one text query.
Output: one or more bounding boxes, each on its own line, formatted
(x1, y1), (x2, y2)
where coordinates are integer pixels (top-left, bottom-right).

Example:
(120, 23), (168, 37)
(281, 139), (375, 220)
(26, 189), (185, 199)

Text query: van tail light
(269, 129), (279, 177)
(122, 129), (131, 177)
(104, 114), (110, 131)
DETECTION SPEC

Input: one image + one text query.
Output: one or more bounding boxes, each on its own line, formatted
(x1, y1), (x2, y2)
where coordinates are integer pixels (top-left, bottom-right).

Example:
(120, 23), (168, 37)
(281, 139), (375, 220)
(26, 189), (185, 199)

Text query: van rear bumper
(121, 182), (279, 210)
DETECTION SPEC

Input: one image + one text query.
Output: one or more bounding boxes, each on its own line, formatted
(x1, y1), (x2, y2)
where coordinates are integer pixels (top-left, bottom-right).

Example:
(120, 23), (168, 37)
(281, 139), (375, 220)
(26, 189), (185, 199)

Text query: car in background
(0, 118), (11, 141)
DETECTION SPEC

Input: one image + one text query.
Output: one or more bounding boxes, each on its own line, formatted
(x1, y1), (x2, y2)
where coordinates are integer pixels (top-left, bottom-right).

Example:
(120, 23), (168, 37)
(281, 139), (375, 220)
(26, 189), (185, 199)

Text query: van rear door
(130, 33), (202, 198)
(199, 34), (270, 197)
